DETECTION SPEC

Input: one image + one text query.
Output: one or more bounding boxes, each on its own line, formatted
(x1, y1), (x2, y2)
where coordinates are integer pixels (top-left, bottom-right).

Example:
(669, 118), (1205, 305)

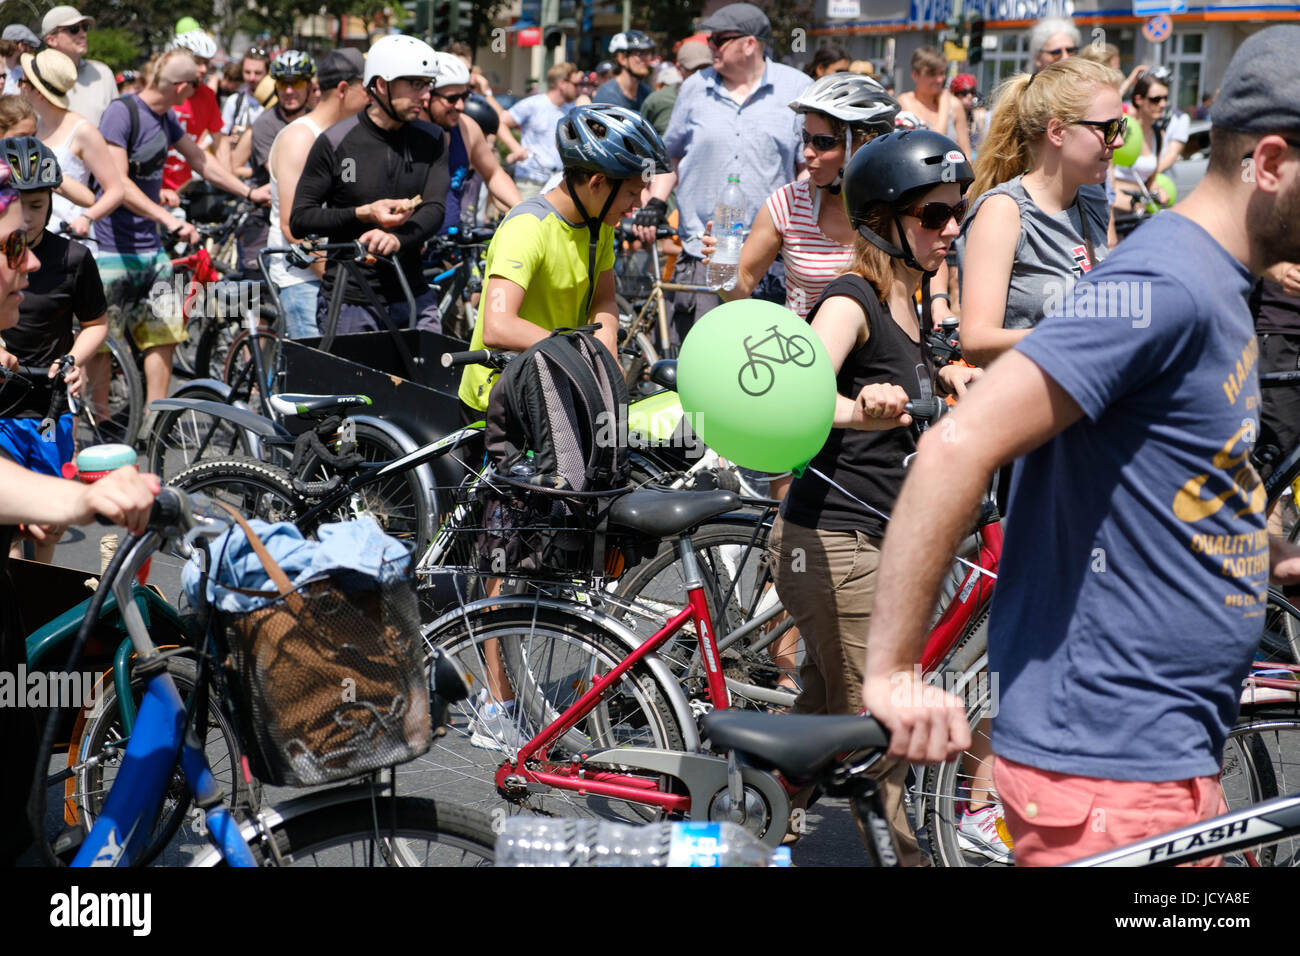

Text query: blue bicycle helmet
(556, 104), (670, 181)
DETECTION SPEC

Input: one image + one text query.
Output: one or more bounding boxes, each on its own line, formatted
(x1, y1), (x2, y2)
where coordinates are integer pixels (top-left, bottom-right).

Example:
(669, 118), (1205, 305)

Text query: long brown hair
(970, 57), (1122, 200)
(844, 200), (900, 304)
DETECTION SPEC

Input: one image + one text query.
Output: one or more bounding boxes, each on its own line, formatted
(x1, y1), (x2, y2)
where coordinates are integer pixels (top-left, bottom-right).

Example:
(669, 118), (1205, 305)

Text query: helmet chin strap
(811, 127), (855, 219)
(368, 79), (403, 124)
(855, 212), (936, 339)
(565, 170), (623, 321)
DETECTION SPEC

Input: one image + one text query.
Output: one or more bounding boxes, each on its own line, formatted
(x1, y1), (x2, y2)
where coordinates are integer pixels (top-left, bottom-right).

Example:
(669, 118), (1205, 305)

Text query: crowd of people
(0, 1), (1297, 870)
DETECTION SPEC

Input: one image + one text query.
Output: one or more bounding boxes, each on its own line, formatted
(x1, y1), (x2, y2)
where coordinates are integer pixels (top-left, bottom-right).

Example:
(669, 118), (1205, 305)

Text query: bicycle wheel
(414, 605), (687, 824)
(610, 521), (795, 709)
(167, 457), (303, 524)
(73, 657), (250, 867)
(76, 334), (144, 449)
(238, 795), (496, 867)
(222, 327), (281, 405)
(1217, 713), (1300, 867)
(145, 386), (253, 483)
(300, 422), (433, 551)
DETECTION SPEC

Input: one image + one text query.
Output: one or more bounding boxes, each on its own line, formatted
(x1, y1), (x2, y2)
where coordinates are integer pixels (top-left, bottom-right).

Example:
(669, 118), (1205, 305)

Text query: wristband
(930, 293), (950, 304)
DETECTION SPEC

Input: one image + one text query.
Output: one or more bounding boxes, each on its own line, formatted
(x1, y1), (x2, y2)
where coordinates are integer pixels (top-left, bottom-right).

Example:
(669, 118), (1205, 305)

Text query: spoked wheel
(167, 458), (303, 525)
(222, 326), (281, 408)
(76, 334), (144, 449)
(146, 386), (253, 484)
(610, 521), (797, 711)
(414, 605), (687, 825)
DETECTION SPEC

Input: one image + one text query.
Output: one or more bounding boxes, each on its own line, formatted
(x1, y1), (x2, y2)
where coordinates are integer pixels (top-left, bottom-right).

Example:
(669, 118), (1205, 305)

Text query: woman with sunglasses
(766, 129), (980, 858)
(959, 57), (1123, 369)
(1111, 70), (1177, 210)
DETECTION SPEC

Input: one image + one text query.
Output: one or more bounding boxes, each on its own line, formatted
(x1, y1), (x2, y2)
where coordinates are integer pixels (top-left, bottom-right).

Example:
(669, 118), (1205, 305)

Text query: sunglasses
(1042, 45), (1079, 57)
(1075, 115), (1128, 144)
(432, 89), (469, 104)
(2, 228), (29, 269)
(800, 129), (839, 152)
(1144, 94), (1169, 104)
(902, 199), (967, 231)
(708, 33), (747, 50)
(58, 23), (88, 36)
(175, 75), (199, 87)
(247, 47), (269, 57)
(275, 77), (309, 90)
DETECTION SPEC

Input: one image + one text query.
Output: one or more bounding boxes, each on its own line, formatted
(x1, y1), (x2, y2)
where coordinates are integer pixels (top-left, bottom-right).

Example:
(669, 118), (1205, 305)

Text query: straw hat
(21, 48), (77, 110)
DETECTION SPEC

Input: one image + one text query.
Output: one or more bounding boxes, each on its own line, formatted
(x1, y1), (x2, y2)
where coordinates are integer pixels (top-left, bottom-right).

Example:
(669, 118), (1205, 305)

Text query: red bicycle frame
(920, 517), (1003, 674)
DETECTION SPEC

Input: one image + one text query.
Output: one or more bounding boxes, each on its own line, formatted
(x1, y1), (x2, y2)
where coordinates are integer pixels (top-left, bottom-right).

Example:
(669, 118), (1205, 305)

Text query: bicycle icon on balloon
(737, 325), (815, 396)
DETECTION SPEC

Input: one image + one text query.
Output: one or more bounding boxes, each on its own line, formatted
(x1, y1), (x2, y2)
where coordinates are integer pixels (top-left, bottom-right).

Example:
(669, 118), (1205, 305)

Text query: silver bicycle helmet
(271, 50), (316, 81)
(789, 72), (900, 213)
(170, 30), (218, 60)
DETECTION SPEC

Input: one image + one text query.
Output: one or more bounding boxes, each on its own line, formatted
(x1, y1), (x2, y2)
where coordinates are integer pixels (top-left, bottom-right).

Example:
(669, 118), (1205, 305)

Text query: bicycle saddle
(607, 486), (739, 538)
(269, 393), (374, 418)
(702, 712), (889, 783)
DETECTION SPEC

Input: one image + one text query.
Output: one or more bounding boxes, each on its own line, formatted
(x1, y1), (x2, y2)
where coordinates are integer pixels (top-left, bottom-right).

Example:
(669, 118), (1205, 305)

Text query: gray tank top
(957, 175), (1110, 330)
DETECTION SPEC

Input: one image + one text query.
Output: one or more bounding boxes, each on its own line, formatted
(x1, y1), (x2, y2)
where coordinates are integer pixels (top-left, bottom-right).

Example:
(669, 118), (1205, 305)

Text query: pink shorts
(993, 756), (1227, 867)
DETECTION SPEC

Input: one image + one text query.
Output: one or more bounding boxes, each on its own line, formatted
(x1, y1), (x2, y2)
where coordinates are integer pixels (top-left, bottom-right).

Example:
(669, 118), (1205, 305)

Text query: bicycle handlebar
(10, 356), (73, 438)
(615, 223), (677, 242)
(442, 348), (510, 370)
(904, 398), (946, 423)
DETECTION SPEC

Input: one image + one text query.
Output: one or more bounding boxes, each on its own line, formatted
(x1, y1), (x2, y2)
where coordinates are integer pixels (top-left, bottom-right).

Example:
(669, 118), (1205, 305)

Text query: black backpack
(478, 327), (629, 576)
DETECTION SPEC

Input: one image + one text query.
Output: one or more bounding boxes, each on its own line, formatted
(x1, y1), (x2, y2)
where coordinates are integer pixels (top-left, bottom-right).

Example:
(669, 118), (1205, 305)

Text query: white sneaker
(468, 690), (526, 752)
(957, 803), (1014, 863)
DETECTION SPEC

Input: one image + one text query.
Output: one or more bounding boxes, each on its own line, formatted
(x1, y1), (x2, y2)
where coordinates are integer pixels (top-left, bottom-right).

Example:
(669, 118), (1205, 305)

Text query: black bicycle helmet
(556, 104), (670, 181)
(1, 137), (61, 191)
(462, 94), (499, 138)
(843, 129), (972, 271)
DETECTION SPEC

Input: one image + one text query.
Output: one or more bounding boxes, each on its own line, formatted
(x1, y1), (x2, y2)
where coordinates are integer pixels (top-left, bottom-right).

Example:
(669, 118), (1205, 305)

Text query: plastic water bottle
(508, 451), (537, 480)
(495, 818), (792, 867)
(707, 174), (746, 292)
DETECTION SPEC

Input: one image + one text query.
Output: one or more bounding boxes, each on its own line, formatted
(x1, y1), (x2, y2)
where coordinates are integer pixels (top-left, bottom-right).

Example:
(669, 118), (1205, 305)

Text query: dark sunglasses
(2, 228), (29, 269)
(902, 199), (967, 231)
(247, 46), (269, 57)
(708, 33), (747, 50)
(433, 89), (470, 104)
(1075, 115), (1128, 144)
(59, 23), (88, 36)
(800, 129), (839, 152)
(1144, 94), (1169, 104)
(1042, 45), (1078, 57)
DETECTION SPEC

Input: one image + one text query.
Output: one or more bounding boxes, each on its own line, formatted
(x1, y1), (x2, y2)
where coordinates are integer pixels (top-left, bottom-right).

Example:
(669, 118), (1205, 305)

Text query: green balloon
(677, 300), (836, 473)
(176, 17), (201, 34)
(1112, 119), (1142, 168)
(1154, 172), (1177, 205)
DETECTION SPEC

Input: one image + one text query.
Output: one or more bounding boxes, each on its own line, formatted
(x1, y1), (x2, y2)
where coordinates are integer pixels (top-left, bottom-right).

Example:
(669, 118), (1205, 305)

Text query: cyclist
(160, 29), (227, 205)
(220, 47), (270, 142)
(861, 25), (1300, 866)
(39, 6), (114, 126)
(766, 129), (980, 863)
(289, 34), (448, 334)
(267, 49), (369, 339)
(0, 138), (107, 561)
(425, 51), (520, 234)
(15, 47), (125, 237)
(594, 31), (656, 112)
(896, 47), (971, 160)
(1111, 69), (1177, 212)
(93, 47), (270, 407)
(496, 62), (582, 202)
(949, 73), (988, 159)
(454, 104), (669, 746)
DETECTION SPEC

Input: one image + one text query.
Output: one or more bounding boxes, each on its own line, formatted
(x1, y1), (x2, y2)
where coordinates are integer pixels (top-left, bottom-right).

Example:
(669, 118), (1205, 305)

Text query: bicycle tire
(167, 457), (303, 525)
(77, 333), (144, 449)
(418, 605), (687, 823)
(145, 385), (253, 483)
(299, 421), (433, 551)
(73, 657), (251, 867)
(193, 318), (242, 385)
(222, 327), (281, 404)
(241, 795), (496, 867)
(610, 522), (795, 709)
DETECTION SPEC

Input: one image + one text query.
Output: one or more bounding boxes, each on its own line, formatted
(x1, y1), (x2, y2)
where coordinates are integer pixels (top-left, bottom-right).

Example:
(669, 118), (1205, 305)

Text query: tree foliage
(86, 28), (141, 74)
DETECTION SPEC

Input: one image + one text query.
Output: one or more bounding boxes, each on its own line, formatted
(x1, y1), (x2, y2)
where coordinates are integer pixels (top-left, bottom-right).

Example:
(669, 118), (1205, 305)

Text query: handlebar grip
(903, 398), (944, 422)
(147, 487), (186, 532)
(441, 349), (492, 369)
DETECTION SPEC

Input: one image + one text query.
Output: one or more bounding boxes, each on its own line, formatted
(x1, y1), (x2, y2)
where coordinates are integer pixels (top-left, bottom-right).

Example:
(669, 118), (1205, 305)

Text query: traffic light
(544, 27), (563, 51)
(969, 18), (986, 65)
(432, 1), (451, 49)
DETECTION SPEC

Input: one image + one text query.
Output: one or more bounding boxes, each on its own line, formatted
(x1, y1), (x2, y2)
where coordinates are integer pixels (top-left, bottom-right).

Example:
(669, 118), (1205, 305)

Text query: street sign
(1142, 14), (1173, 43)
(1132, 0), (1187, 15)
(518, 26), (541, 46)
(828, 0), (861, 17)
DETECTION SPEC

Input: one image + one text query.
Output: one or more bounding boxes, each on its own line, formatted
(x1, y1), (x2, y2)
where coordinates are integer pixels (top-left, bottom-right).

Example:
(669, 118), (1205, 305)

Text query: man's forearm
(866, 431), (990, 677)
(486, 167), (521, 209)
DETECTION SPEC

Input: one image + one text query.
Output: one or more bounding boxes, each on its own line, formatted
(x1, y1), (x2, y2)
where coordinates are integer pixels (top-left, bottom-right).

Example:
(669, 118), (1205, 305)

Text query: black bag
(479, 327), (629, 575)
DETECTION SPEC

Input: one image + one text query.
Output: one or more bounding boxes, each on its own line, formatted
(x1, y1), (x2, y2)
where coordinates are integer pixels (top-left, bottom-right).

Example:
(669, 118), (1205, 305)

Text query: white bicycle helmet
(431, 51), (471, 89)
(790, 72), (900, 213)
(364, 34), (439, 86)
(270, 50), (316, 80)
(170, 30), (218, 60)
(609, 30), (654, 54)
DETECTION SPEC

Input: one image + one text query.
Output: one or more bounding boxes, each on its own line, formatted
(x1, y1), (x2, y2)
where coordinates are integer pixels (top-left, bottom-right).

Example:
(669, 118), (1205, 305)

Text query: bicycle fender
(149, 397), (283, 440)
(420, 594), (700, 752)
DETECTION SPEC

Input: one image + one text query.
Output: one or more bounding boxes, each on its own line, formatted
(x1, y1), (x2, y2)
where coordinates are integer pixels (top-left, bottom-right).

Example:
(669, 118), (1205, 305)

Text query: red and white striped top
(765, 180), (855, 320)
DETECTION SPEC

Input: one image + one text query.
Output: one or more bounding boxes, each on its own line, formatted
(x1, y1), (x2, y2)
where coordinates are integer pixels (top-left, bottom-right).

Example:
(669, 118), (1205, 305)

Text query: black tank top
(782, 274), (934, 538)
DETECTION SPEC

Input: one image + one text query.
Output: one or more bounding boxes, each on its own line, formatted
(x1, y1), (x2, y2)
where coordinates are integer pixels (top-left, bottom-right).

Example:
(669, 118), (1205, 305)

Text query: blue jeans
(279, 280), (322, 339)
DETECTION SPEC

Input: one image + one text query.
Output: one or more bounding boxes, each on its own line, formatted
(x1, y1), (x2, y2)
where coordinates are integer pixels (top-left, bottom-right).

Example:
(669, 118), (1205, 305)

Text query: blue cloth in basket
(182, 516), (411, 614)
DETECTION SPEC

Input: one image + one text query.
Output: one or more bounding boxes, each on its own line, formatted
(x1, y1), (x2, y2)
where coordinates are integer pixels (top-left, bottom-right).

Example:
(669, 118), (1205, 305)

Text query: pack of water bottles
(496, 818), (792, 867)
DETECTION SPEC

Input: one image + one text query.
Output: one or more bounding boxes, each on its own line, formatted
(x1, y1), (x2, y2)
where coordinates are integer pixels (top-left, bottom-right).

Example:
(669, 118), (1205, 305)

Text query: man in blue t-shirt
(592, 30), (654, 113)
(859, 25), (1300, 866)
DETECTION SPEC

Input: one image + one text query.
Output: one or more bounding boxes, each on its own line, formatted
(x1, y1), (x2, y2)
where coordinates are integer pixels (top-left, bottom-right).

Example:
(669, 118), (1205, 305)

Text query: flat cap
(700, 3), (771, 42)
(1211, 25), (1300, 135)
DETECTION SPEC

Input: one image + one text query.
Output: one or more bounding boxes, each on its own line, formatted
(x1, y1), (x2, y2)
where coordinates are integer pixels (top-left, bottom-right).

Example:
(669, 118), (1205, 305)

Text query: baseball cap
(318, 48), (364, 89)
(677, 40), (712, 72)
(1210, 25), (1300, 135)
(700, 3), (771, 42)
(41, 6), (92, 38)
(2, 25), (39, 46)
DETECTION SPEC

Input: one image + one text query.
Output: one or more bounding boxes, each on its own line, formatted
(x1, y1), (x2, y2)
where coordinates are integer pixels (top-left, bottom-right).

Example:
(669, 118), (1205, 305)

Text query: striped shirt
(765, 180), (854, 319)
